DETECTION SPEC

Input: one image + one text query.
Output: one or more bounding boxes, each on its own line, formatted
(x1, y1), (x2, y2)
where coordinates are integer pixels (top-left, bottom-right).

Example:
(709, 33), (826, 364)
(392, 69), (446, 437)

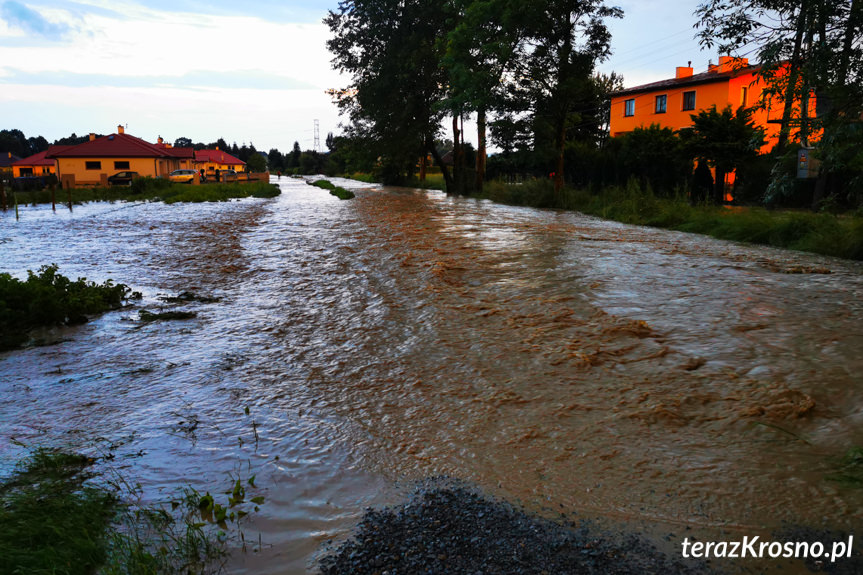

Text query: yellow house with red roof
(46, 126), (196, 186)
(11, 149), (58, 177)
(194, 148), (245, 174)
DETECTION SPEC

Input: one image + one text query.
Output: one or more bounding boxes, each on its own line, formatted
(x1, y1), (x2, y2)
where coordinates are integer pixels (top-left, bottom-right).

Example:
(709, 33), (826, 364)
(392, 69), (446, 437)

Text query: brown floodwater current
(1, 177), (862, 573)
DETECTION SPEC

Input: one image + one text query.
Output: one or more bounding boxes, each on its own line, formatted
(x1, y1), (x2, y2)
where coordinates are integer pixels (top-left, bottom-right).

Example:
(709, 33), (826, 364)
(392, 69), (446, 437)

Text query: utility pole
(313, 119), (320, 153)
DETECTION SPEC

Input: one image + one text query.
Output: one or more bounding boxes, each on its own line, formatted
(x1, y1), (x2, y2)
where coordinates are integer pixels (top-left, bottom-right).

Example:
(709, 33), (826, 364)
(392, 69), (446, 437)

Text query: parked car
(107, 171), (139, 186)
(169, 169), (197, 184)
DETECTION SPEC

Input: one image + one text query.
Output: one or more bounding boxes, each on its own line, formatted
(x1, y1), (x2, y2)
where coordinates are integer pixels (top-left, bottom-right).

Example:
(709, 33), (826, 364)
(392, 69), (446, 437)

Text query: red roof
(613, 65), (760, 98)
(13, 149), (60, 166)
(195, 149), (245, 165)
(156, 144), (195, 159)
(46, 133), (174, 158)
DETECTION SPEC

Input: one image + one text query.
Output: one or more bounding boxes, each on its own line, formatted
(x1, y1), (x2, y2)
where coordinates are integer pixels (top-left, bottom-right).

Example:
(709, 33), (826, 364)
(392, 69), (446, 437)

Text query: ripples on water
(1, 177), (862, 572)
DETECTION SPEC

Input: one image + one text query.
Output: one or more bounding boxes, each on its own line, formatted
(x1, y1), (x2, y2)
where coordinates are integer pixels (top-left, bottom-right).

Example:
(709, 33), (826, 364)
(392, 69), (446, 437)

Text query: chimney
(157, 136), (163, 144)
(708, 60), (718, 73)
(117, 124), (125, 134)
(215, 146), (219, 150)
(718, 55), (748, 73)
(89, 133), (96, 141)
(676, 66), (694, 79)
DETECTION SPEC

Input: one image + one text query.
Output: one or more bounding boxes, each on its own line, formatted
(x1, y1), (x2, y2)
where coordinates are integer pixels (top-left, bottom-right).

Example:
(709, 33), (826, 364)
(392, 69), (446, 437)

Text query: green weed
(0, 264), (137, 351)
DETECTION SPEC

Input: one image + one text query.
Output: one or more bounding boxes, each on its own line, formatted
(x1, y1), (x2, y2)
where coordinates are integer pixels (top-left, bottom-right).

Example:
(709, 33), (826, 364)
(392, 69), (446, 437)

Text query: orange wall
(13, 164), (56, 177)
(611, 79), (735, 136)
(56, 157), (161, 184)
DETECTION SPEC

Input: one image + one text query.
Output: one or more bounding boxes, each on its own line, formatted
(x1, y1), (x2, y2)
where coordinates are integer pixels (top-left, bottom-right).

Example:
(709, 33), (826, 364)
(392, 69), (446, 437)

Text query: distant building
(194, 148), (246, 174)
(1, 152), (23, 176)
(609, 56), (814, 153)
(46, 125), (196, 186)
(11, 149), (59, 177)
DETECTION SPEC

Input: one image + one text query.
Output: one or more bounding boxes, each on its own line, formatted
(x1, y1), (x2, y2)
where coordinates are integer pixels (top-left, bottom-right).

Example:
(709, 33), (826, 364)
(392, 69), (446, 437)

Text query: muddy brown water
(1, 177), (862, 573)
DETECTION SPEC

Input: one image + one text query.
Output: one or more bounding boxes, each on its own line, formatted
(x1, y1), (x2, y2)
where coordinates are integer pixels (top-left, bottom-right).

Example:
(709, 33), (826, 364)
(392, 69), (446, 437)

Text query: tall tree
(444, 0), (527, 193)
(503, 0), (622, 197)
(326, 0), (454, 186)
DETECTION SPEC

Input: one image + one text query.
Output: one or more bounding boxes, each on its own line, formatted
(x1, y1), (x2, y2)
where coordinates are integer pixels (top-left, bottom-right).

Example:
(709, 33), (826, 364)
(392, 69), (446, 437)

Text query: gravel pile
(317, 483), (706, 574)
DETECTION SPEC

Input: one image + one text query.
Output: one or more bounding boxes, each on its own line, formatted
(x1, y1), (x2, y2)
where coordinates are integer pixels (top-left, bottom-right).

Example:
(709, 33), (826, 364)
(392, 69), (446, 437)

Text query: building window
(741, 87), (748, 107)
(624, 99), (635, 117)
(655, 94), (667, 114)
(114, 160), (130, 170)
(20, 167), (33, 176)
(682, 91), (696, 111)
(85, 161), (101, 170)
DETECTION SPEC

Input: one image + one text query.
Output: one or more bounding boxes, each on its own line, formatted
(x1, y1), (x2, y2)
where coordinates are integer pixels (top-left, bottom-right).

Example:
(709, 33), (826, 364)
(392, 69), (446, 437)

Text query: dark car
(107, 171), (138, 186)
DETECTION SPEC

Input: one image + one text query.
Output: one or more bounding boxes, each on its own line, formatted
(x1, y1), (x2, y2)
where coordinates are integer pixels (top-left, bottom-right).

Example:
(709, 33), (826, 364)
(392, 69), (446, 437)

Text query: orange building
(11, 149), (59, 178)
(609, 56), (800, 152)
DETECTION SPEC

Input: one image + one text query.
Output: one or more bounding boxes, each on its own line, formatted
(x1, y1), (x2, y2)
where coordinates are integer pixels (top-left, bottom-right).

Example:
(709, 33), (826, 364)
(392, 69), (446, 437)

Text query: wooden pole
(0, 179), (6, 211)
(51, 183), (56, 211)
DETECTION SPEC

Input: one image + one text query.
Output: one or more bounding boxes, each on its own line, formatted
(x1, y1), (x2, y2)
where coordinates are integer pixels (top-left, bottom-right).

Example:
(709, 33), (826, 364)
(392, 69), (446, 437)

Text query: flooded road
(1, 177), (862, 572)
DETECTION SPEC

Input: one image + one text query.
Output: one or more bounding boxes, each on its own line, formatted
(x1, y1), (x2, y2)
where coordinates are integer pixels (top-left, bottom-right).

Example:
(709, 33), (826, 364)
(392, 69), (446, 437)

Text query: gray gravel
(317, 482), (708, 574)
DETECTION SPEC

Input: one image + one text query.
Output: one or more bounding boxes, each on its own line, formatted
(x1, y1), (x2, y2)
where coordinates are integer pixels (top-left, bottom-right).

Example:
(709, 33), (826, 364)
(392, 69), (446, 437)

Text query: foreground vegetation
(6, 179), (280, 207)
(476, 179), (863, 261)
(0, 265), (137, 351)
(0, 447), (264, 574)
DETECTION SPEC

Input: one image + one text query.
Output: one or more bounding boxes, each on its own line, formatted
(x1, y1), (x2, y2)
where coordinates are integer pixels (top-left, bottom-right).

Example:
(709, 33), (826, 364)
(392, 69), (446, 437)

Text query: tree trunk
(452, 115), (463, 194)
(474, 107), (487, 194)
(428, 136), (453, 191)
(554, 119), (566, 198)
(777, 0), (809, 153)
(714, 167), (727, 204)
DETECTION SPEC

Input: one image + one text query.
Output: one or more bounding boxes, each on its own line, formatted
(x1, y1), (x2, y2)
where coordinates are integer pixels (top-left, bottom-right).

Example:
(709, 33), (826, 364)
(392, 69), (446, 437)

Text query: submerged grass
(827, 447), (863, 487)
(0, 264), (137, 351)
(1, 446), (266, 575)
(476, 179), (863, 261)
(310, 179), (355, 200)
(9, 180), (280, 206)
(0, 449), (116, 575)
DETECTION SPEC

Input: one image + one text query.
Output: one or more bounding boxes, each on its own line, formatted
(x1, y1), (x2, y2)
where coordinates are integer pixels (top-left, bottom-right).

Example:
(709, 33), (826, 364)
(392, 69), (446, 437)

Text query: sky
(0, 0), (718, 154)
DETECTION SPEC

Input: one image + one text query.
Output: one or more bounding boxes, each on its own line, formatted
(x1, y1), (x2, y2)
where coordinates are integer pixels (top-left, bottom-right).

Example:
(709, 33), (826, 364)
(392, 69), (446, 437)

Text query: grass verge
(310, 179), (355, 200)
(476, 179), (863, 261)
(0, 264), (138, 351)
(8, 180), (280, 206)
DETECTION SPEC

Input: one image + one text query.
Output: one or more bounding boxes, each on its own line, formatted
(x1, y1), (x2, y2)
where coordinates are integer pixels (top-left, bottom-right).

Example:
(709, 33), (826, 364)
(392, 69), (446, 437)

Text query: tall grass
(476, 179), (863, 261)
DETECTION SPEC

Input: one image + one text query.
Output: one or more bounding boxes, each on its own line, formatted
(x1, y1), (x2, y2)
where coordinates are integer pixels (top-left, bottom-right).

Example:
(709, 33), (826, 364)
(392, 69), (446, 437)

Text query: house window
(114, 160), (130, 170)
(655, 94), (667, 114)
(682, 91), (696, 111)
(20, 167), (33, 176)
(624, 99), (635, 117)
(85, 161), (101, 170)
(741, 87), (748, 107)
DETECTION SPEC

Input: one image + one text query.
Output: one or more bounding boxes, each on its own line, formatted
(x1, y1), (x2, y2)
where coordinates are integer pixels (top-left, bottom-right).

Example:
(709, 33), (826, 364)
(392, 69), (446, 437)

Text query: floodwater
(1, 177), (862, 573)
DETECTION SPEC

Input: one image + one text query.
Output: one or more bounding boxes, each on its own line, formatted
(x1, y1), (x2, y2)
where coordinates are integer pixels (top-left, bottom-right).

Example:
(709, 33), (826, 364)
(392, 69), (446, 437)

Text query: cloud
(0, 68), (318, 90)
(0, 1), (73, 38)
